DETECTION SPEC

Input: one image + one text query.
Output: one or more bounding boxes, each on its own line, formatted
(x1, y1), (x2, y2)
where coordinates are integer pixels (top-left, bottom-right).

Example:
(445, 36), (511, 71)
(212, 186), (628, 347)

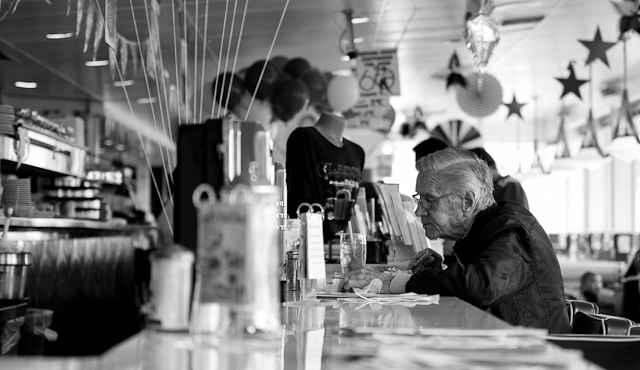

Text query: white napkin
(353, 278), (383, 294)
(339, 293), (440, 307)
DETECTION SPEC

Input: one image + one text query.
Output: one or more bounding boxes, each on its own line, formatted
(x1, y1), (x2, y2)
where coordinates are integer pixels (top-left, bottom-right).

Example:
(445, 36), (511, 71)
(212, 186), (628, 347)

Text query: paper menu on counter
(304, 212), (326, 280)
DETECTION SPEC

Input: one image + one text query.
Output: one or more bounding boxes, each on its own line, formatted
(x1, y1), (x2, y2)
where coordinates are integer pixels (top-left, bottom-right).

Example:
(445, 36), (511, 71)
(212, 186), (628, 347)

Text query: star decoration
(555, 63), (589, 100)
(578, 27), (617, 67)
(504, 94), (526, 119)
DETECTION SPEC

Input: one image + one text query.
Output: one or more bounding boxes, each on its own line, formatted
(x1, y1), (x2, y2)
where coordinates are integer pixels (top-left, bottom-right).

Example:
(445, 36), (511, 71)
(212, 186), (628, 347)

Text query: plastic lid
(150, 244), (194, 262)
(0, 251), (32, 265)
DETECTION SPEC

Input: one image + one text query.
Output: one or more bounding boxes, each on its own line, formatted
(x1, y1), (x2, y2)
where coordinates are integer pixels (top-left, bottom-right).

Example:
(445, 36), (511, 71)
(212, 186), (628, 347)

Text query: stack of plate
(0, 105), (15, 136)
(2, 178), (32, 217)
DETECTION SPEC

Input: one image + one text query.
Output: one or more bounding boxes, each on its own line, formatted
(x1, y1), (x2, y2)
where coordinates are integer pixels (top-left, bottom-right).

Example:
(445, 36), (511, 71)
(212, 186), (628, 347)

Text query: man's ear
(462, 191), (475, 214)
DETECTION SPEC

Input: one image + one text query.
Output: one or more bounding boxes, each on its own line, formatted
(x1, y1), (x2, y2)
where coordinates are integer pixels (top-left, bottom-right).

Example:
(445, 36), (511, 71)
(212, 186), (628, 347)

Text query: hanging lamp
(464, 0), (500, 73)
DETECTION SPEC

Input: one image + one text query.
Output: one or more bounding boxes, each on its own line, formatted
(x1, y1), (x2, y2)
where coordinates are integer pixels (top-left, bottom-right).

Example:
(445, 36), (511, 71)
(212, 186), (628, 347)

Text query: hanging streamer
(129, 39), (139, 76)
(120, 37), (129, 77)
(109, 43), (117, 81)
(92, 13), (105, 61)
(75, 0), (85, 36)
(83, 1), (95, 53)
(104, 0), (117, 50)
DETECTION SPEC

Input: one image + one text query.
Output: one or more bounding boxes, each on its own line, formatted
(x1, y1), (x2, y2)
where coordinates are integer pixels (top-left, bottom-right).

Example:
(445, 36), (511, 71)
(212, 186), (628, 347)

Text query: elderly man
(341, 148), (570, 334)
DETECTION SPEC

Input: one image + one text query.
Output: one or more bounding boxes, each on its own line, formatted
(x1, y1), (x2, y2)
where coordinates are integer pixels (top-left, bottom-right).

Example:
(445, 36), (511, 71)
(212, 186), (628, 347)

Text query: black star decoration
(555, 63), (589, 100)
(504, 94), (525, 119)
(578, 27), (617, 67)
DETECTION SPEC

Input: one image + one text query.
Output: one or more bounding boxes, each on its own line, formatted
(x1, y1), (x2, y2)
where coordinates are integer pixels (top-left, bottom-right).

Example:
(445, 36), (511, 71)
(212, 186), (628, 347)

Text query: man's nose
(415, 204), (426, 217)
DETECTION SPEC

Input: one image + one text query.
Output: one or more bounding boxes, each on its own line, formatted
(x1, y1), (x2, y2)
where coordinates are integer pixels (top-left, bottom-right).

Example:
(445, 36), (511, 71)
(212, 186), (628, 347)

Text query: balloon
(271, 78), (310, 122)
(211, 72), (246, 111)
(299, 69), (327, 104)
(326, 75), (359, 112)
(283, 57), (312, 79)
(269, 55), (289, 71)
(244, 60), (281, 100)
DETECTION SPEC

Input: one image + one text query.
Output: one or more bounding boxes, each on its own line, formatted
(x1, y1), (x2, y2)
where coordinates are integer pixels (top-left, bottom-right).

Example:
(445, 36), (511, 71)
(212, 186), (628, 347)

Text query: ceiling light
(14, 81), (37, 89)
(85, 60), (109, 67)
(113, 80), (134, 87)
(333, 69), (352, 77)
(501, 16), (545, 27)
(136, 97), (157, 104)
(46, 33), (73, 40)
(351, 17), (369, 24)
(353, 37), (365, 44)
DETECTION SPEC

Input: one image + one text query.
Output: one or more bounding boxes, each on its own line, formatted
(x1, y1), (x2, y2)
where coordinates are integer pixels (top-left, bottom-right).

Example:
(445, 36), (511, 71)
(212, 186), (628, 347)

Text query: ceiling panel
(0, 0), (638, 149)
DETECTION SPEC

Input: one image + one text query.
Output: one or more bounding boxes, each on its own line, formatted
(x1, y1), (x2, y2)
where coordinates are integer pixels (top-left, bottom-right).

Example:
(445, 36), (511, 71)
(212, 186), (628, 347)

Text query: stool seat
(566, 299), (599, 327)
(571, 311), (635, 335)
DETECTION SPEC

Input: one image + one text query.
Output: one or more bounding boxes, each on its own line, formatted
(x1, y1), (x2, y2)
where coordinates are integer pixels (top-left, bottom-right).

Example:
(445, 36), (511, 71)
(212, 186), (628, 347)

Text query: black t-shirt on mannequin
(286, 112), (365, 240)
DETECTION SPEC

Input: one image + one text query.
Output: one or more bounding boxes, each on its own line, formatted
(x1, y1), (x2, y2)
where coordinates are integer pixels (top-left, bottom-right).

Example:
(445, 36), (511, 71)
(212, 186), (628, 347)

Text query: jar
(0, 251), (32, 299)
(286, 249), (300, 291)
(149, 244), (194, 331)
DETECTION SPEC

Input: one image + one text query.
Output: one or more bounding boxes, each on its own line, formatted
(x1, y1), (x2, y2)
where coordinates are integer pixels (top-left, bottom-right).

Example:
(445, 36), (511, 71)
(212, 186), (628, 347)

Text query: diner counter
(0, 296), (601, 369)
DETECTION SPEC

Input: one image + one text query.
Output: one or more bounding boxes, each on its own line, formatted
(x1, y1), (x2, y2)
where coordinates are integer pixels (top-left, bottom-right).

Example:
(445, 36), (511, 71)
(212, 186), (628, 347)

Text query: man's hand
(338, 268), (394, 293)
(407, 248), (443, 274)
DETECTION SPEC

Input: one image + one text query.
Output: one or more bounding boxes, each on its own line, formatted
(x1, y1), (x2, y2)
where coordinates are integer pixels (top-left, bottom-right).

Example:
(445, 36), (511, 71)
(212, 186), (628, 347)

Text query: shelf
(0, 132), (85, 177)
(0, 300), (27, 322)
(0, 216), (143, 231)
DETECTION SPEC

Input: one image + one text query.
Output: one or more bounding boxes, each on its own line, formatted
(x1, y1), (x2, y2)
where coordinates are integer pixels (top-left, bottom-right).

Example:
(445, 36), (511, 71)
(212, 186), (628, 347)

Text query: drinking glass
(339, 232), (366, 275)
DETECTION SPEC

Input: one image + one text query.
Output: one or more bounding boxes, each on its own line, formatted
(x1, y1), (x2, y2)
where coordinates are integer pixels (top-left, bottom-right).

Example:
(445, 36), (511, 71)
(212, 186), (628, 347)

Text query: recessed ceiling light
(136, 97), (157, 104)
(333, 69), (352, 77)
(14, 81), (37, 89)
(113, 80), (134, 87)
(85, 60), (109, 67)
(351, 17), (369, 24)
(46, 33), (73, 40)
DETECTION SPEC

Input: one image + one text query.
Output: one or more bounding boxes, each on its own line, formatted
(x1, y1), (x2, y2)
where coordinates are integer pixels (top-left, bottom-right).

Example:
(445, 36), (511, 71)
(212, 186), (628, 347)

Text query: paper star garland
(504, 94), (525, 119)
(555, 63), (589, 100)
(578, 27), (617, 67)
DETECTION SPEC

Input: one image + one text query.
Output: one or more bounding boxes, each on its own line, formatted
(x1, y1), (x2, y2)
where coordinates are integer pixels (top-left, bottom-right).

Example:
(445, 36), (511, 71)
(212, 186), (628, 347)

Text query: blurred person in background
(579, 271), (603, 304)
(623, 249), (640, 322)
(470, 147), (529, 209)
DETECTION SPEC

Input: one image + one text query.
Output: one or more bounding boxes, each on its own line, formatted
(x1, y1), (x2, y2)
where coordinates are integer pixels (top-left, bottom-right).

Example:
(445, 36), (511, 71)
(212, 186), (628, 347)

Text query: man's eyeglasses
(412, 193), (455, 210)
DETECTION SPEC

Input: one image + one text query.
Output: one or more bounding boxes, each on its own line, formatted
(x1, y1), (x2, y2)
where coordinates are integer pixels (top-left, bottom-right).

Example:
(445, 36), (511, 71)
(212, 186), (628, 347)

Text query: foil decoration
(464, 0), (500, 73)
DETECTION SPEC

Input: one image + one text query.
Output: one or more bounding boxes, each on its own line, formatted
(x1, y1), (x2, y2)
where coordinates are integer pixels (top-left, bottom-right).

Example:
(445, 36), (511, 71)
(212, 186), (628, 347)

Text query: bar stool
(565, 299), (599, 327)
(627, 323), (640, 336)
(571, 311), (635, 335)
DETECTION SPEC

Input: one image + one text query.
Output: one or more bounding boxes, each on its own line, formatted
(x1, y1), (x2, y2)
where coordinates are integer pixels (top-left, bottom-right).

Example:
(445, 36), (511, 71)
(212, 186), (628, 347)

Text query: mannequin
(285, 111), (365, 241)
(313, 112), (346, 147)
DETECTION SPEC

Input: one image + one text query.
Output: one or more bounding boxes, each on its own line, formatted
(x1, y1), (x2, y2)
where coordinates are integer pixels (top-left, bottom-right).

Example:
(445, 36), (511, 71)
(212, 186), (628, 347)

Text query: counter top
(0, 296), (601, 369)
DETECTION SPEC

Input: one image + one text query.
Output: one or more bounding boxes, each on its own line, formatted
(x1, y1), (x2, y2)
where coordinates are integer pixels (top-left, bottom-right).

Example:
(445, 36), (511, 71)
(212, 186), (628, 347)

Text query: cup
(339, 232), (366, 275)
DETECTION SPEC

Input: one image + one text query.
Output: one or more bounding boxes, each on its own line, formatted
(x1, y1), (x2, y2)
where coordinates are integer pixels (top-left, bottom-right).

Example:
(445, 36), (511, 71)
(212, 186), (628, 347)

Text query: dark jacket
(406, 201), (570, 334)
(494, 175), (529, 209)
(623, 251), (640, 322)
